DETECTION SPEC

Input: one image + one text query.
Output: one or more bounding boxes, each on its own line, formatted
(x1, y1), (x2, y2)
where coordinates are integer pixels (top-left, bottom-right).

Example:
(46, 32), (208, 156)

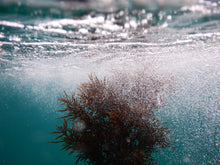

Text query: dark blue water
(0, 0), (220, 164)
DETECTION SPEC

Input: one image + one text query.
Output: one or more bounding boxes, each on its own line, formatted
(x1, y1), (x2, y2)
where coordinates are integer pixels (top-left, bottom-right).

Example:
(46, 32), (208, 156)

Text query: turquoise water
(0, 0), (220, 164)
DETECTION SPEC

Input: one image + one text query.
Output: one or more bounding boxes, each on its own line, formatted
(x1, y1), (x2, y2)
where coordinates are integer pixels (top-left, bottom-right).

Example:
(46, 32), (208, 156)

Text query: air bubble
(72, 120), (86, 132)
(8, 35), (21, 42)
(126, 137), (131, 143)
(79, 28), (88, 35)
(182, 154), (190, 163)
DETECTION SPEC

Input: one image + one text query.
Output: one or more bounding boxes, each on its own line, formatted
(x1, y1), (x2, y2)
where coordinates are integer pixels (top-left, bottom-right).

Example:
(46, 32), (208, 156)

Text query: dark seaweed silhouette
(51, 71), (173, 165)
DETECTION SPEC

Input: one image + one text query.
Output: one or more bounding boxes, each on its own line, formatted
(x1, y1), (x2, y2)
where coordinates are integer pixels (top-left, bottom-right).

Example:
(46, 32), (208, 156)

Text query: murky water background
(0, 0), (220, 164)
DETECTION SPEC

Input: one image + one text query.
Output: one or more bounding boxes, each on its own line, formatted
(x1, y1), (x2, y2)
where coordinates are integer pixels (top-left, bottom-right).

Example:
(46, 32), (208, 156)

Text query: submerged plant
(51, 71), (174, 165)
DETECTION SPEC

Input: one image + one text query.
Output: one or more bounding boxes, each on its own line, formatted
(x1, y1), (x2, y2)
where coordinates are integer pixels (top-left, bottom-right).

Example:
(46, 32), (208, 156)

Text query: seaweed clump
(51, 71), (174, 165)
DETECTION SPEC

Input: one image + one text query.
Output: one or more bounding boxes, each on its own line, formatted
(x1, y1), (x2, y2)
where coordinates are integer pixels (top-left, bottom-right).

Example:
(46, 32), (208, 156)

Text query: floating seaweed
(51, 71), (174, 165)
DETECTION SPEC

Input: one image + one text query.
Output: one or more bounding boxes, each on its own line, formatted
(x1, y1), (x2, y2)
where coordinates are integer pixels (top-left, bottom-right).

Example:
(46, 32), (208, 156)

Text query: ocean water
(0, 0), (220, 164)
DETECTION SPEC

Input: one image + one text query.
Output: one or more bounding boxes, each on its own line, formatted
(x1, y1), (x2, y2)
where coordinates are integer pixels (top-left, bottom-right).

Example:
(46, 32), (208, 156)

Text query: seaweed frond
(51, 71), (174, 165)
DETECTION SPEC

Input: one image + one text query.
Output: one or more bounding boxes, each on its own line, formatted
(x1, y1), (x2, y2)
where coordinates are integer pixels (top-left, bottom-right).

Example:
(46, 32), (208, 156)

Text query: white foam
(0, 20), (24, 28)
(8, 35), (21, 42)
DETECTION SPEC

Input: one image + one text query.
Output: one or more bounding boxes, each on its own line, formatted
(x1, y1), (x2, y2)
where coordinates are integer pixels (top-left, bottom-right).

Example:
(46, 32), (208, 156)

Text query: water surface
(0, 0), (220, 164)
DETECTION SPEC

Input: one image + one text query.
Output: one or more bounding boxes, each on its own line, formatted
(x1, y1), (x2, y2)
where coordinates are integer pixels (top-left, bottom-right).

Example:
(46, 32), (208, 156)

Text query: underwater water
(0, 0), (220, 164)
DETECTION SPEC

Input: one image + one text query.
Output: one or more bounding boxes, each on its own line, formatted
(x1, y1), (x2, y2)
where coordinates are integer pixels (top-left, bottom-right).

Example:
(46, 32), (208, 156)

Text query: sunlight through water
(0, 0), (220, 164)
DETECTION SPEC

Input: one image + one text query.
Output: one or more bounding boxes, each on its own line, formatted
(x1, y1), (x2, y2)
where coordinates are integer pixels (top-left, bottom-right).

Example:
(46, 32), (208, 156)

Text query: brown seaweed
(51, 71), (174, 165)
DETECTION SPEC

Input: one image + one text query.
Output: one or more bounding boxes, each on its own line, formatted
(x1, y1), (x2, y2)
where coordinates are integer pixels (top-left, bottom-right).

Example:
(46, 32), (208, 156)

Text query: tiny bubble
(126, 137), (131, 143)
(72, 120), (86, 132)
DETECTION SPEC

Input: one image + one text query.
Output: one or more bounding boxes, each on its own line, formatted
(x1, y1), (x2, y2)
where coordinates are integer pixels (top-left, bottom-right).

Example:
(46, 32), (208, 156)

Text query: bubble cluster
(72, 119), (86, 132)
